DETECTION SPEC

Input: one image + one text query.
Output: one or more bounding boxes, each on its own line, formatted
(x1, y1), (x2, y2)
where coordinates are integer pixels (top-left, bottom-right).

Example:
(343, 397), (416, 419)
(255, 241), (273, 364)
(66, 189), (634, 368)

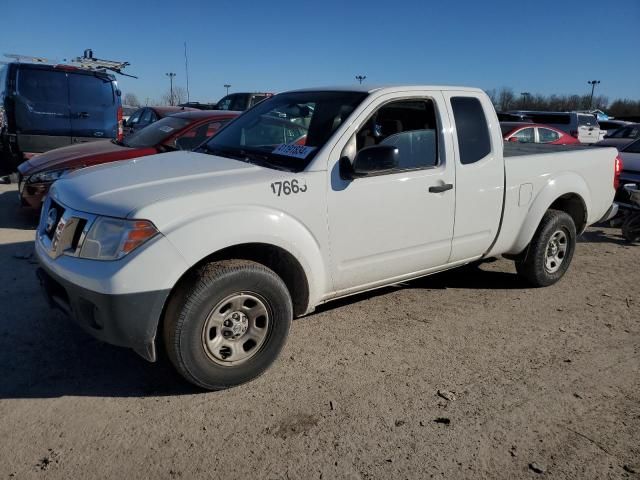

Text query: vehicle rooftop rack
(2, 49), (137, 78)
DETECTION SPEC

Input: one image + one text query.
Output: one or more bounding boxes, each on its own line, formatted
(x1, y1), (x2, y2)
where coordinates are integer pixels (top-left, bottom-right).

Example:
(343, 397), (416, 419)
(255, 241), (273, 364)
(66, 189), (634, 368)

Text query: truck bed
(503, 143), (595, 157)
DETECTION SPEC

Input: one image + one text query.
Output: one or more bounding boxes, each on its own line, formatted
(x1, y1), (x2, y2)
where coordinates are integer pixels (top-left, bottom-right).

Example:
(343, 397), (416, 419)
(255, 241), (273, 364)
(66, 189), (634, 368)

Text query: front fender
(508, 172), (590, 255)
(161, 206), (329, 310)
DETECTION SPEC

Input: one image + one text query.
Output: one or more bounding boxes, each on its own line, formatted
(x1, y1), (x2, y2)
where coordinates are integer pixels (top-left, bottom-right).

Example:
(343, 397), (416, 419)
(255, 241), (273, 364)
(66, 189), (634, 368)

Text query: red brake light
(614, 154), (623, 190)
(117, 106), (123, 141)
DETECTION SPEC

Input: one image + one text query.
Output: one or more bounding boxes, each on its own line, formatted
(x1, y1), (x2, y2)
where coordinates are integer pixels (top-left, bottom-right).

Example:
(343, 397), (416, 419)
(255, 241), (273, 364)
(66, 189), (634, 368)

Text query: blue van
(0, 62), (122, 175)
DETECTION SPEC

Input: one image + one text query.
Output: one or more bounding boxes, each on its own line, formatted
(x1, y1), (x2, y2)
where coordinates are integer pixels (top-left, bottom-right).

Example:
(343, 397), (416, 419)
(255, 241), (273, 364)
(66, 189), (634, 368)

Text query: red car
(501, 122), (579, 145)
(123, 106), (197, 136)
(17, 110), (239, 208)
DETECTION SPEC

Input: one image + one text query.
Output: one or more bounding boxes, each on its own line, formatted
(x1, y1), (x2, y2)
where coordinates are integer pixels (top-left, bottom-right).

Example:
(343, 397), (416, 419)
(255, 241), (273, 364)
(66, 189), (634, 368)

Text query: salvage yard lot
(0, 183), (638, 479)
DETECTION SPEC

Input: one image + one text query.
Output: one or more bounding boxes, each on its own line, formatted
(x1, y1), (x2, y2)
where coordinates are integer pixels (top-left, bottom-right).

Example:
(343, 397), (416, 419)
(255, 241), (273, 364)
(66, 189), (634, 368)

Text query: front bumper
(36, 261), (169, 362)
(36, 266), (169, 362)
(19, 180), (50, 208)
(34, 195), (189, 361)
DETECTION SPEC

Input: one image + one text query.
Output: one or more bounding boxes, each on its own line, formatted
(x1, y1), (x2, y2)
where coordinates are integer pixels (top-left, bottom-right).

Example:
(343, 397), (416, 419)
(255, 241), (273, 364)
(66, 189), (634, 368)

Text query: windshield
(201, 91), (368, 171)
(611, 125), (640, 139)
(123, 116), (191, 148)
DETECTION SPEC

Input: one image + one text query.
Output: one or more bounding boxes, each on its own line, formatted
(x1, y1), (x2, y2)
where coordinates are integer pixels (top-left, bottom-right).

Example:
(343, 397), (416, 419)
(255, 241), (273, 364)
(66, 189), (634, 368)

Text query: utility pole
(184, 42), (190, 103)
(224, 84), (231, 96)
(165, 72), (176, 105)
(520, 92), (531, 109)
(588, 80), (601, 109)
(355, 75), (366, 85)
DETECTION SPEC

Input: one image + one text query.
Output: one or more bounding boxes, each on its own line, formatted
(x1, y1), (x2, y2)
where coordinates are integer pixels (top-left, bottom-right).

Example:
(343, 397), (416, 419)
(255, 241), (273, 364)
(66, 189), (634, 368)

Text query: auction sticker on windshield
(158, 126), (175, 133)
(272, 144), (316, 159)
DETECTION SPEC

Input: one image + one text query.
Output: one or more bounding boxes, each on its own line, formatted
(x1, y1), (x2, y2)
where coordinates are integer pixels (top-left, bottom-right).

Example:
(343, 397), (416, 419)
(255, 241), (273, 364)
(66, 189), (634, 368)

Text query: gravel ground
(0, 182), (638, 479)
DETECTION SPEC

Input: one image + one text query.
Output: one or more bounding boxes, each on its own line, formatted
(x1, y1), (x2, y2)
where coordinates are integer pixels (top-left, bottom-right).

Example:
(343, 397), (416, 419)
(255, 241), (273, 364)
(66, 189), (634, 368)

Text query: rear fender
(507, 173), (590, 255)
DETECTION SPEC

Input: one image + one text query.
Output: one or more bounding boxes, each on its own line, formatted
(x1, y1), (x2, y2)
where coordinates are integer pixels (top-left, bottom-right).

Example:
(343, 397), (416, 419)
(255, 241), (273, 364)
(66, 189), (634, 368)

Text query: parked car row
(17, 110), (239, 207)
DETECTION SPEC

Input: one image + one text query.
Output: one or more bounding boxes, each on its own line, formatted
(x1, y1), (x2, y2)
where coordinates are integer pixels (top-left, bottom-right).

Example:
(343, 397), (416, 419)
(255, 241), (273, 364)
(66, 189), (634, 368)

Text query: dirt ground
(0, 182), (638, 480)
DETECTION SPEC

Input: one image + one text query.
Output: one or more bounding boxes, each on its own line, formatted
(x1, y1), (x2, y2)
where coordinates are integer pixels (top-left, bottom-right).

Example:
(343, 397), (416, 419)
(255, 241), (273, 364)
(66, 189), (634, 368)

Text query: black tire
(163, 259), (293, 390)
(515, 209), (576, 287)
(621, 213), (640, 243)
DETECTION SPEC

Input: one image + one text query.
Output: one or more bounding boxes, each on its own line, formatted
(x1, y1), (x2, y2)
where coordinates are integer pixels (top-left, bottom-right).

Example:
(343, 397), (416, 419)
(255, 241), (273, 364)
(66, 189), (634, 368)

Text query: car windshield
(123, 116), (191, 148)
(610, 125), (640, 139)
(201, 91), (368, 171)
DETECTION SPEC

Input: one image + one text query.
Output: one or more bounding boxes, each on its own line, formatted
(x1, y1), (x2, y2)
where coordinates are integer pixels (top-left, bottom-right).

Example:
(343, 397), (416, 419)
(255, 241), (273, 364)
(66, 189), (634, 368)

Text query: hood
(21, 140), (131, 174)
(50, 151), (266, 218)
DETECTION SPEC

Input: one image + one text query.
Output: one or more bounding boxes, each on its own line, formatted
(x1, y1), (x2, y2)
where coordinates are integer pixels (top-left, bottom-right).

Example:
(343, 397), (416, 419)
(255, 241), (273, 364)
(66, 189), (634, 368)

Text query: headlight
(28, 169), (72, 184)
(79, 217), (159, 260)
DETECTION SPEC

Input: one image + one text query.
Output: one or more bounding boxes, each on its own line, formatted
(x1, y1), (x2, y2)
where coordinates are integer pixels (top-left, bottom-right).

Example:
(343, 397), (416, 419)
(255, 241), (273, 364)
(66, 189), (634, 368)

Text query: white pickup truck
(35, 85), (620, 390)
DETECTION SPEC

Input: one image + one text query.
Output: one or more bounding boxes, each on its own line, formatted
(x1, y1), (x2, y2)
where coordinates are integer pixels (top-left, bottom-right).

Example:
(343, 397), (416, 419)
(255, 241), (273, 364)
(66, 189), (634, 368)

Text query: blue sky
(2, 0), (638, 104)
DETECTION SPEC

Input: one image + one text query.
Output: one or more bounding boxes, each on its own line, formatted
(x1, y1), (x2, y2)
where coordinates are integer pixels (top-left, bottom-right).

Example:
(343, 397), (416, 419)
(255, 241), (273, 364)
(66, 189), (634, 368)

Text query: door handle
(77, 112), (90, 118)
(429, 183), (453, 193)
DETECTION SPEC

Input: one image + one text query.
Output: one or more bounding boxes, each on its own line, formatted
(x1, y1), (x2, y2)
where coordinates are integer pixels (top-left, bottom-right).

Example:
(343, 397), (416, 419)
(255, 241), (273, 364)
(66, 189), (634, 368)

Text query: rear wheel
(515, 209), (576, 287)
(163, 260), (293, 390)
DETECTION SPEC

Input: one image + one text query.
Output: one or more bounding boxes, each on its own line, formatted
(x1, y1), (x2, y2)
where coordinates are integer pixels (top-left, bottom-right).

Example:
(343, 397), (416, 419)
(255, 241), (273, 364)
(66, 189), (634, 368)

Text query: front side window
(139, 109), (153, 125)
(69, 74), (114, 107)
(202, 91), (368, 171)
(512, 127), (535, 143)
(18, 68), (68, 105)
(128, 108), (143, 125)
(538, 128), (560, 143)
(355, 99), (439, 170)
(451, 97), (491, 164)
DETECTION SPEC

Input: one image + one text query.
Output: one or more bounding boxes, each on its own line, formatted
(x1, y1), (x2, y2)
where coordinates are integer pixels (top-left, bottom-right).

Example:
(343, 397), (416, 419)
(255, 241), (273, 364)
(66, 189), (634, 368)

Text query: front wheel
(515, 209), (576, 287)
(163, 260), (293, 390)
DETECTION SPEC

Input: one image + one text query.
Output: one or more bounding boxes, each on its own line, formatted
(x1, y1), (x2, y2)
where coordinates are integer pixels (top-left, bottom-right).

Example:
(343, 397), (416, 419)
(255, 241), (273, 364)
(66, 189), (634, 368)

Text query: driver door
(326, 92), (456, 294)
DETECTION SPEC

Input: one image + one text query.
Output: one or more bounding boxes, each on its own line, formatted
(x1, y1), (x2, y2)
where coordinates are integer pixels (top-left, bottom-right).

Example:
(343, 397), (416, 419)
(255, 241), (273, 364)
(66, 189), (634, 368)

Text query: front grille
(37, 196), (96, 259)
(45, 199), (65, 239)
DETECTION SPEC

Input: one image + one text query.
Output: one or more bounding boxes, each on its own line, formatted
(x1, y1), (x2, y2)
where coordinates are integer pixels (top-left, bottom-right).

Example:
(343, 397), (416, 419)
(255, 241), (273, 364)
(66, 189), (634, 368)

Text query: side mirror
(122, 118), (128, 128)
(508, 137), (519, 143)
(347, 144), (399, 178)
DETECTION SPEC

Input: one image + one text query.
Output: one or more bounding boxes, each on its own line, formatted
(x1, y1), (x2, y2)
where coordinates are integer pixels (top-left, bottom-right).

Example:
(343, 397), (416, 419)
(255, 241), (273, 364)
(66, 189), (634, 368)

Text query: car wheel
(515, 209), (576, 287)
(163, 259), (293, 390)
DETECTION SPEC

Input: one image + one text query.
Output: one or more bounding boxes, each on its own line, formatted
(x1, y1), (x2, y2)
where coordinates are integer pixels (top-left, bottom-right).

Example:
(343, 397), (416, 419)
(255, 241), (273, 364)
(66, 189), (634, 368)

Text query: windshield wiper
(200, 145), (292, 171)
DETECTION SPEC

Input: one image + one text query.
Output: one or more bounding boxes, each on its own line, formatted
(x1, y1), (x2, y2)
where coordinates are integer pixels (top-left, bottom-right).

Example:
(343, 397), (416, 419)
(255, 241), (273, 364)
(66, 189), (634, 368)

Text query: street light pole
(224, 84), (231, 96)
(165, 72), (176, 105)
(588, 80), (601, 109)
(355, 75), (366, 84)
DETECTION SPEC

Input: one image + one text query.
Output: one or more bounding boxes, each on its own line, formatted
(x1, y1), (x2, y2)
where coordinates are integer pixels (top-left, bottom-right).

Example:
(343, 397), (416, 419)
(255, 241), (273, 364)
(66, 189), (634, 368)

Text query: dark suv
(0, 62), (122, 175)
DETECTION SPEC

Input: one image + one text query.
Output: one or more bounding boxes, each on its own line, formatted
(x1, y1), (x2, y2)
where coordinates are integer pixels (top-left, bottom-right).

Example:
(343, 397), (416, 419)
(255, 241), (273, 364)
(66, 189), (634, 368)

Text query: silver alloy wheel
(544, 229), (568, 273)
(201, 292), (270, 366)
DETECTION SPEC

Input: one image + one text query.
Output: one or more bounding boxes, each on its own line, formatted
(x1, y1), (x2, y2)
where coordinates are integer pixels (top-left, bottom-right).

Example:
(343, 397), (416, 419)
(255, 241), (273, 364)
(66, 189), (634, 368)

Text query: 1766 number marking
(270, 179), (307, 197)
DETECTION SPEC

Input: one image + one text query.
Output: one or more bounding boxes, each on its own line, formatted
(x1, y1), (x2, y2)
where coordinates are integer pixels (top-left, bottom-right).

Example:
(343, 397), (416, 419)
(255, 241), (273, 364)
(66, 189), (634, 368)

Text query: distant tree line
(486, 87), (640, 117)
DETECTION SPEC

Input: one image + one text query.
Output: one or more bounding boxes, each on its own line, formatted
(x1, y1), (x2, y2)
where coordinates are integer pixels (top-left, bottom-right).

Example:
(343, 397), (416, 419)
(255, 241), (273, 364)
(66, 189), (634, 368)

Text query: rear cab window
(450, 97), (491, 164)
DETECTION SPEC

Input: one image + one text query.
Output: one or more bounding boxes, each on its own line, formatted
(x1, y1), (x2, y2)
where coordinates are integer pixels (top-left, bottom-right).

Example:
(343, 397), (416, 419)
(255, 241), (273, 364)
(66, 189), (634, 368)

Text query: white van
(509, 111), (603, 144)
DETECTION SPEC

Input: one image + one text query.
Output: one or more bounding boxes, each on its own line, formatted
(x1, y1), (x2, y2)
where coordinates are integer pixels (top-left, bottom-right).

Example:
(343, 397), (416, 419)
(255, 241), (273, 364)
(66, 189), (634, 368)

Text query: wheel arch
(508, 173), (590, 255)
